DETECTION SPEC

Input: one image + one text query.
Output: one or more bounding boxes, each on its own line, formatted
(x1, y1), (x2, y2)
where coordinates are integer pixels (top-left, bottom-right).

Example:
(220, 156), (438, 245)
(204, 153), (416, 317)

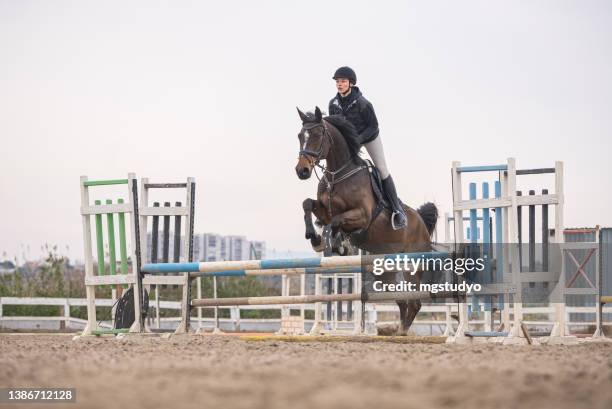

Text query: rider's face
(335, 78), (351, 94)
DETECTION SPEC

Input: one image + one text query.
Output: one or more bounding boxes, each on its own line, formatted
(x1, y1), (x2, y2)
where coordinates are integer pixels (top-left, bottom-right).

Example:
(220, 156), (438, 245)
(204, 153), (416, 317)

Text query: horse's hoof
(311, 237), (325, 252)
(376, 323), (398, 336)
(312, 243), (325, 252)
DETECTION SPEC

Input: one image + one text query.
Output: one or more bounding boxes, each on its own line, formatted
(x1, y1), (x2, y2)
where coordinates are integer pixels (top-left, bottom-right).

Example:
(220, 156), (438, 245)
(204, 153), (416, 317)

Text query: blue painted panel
(260, 257), (321, 269)
(457, 165), (508, 173)
(141, 262), (200, 273)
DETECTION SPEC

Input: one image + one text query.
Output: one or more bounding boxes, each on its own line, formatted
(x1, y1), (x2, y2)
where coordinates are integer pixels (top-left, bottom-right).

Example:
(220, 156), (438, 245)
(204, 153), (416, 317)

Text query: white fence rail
(1, 296), (610, 335)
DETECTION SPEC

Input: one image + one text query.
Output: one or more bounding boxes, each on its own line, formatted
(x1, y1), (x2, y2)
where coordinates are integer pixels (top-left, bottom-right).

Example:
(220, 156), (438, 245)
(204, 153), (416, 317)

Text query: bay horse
(295, 106), (439, 335)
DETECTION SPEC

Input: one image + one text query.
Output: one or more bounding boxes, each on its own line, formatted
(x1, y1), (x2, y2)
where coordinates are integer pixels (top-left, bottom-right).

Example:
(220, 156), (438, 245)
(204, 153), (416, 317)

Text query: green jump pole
(83, 179), (128, 187)
(106, 200), (117, 277)
(94, 200), (105, 282)
(117, 198), (128, 290)
(106, 199), (120, 299)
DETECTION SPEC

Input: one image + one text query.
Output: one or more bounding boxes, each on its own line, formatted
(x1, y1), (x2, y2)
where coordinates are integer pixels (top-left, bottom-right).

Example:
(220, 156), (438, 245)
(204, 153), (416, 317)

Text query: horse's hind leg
(400, 300), (422, 335)
(303, 198), (324, 251)
(397, 301), (408, 336)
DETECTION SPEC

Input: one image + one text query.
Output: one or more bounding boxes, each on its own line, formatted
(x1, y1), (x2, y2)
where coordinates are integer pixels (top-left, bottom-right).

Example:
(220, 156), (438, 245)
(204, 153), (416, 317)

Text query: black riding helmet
(333, 66), (356, 85)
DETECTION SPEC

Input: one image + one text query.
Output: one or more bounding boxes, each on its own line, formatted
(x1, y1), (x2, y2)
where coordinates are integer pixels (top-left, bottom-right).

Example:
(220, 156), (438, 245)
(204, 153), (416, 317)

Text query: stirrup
(391, 210), (407, 230)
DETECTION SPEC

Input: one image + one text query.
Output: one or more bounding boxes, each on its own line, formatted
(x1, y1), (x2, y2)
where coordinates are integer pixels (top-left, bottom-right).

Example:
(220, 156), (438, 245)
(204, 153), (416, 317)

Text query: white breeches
(364, 137), (390, 179)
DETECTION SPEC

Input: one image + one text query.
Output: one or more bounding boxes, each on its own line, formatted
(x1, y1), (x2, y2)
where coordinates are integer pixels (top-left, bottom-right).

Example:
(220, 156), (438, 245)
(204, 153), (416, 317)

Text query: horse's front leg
(303, 198), (325, 251)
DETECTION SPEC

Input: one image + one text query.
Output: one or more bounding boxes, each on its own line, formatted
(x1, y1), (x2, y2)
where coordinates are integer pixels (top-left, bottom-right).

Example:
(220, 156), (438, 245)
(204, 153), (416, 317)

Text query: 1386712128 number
(1, 388), (76, 403)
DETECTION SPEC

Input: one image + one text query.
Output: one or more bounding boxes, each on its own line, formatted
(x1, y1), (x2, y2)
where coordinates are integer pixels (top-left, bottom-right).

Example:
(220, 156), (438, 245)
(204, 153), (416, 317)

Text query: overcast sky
(1, 1), (610, 262)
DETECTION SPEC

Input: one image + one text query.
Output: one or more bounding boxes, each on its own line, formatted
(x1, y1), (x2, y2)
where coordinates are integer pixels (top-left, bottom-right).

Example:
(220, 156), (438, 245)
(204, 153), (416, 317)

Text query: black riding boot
(382, 175), (408, 230)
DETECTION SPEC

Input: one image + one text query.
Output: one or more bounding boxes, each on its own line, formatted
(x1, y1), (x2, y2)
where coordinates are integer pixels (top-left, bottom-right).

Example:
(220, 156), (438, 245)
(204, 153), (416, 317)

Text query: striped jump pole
(188, 265), (366, 278)
(141, 251), (451, 274)
(191, 290), (456, 307)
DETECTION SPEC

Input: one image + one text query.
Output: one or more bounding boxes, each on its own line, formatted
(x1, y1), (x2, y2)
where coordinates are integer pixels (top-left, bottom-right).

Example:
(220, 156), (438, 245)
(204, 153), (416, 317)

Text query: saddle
(347, 160), (395, 246)
(365, 159), (389, 210)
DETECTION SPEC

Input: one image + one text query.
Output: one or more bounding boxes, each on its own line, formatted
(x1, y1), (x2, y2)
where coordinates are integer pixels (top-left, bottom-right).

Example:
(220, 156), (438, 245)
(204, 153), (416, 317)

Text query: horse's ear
(297, 107), (308, 122)
(315, 106), (322, 122)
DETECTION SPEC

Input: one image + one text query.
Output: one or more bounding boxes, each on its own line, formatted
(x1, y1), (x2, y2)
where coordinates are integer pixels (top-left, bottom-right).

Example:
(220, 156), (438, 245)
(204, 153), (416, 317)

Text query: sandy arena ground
(1, 333), (611, 409)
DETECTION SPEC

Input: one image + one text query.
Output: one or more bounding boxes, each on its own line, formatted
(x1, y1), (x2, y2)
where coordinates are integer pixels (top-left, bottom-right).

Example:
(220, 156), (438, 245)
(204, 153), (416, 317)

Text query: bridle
(298, 120), (367, 219)
(298, 121), (332, 162)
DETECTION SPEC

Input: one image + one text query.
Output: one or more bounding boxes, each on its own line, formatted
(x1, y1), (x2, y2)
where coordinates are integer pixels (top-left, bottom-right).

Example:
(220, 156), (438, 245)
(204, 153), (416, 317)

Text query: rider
(328, 66), (408, 230)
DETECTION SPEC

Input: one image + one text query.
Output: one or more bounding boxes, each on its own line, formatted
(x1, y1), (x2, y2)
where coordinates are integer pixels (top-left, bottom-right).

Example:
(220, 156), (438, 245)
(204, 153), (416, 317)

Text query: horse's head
(295, 106), (330, 180)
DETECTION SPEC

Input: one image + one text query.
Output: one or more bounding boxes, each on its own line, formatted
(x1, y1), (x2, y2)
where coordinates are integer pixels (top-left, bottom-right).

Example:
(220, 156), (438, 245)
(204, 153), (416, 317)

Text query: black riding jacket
(328, 86), (379, 145)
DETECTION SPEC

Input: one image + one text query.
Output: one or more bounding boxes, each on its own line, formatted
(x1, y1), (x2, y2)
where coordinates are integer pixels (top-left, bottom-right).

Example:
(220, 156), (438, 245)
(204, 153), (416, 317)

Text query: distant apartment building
(227, 235), (249, 261)
(194, 234), (266, 262)
(147, 232), (265, 262)
(193, 233), (227, 262)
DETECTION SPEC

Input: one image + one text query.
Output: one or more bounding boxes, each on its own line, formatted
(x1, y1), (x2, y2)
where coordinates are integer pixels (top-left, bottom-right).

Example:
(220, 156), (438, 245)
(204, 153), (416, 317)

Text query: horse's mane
(324, 115), (362, 158)
(303, 112), (362, 158)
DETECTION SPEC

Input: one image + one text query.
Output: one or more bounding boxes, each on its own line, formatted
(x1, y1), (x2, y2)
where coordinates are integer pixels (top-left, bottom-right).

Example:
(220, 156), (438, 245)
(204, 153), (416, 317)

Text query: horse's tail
(417, 202), (438, 237)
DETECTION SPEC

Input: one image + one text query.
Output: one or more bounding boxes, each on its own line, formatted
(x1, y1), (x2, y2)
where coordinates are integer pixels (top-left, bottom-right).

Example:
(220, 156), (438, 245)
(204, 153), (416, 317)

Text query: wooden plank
(516, 194), (559, 206)
(139, 206), (189, 217)
(85, 274), (137, 286)
(564, 288), (599, 295)
(81, 203), (133, 215)
(507, 158), (524, 334)
(143, 275), (187, 286)
(192, 290), (454, 307)
(80, 175), (97, 335)
(454, 197), (511, 211)
(451, 160), (470, 338)
(454, 194), (560, 212)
